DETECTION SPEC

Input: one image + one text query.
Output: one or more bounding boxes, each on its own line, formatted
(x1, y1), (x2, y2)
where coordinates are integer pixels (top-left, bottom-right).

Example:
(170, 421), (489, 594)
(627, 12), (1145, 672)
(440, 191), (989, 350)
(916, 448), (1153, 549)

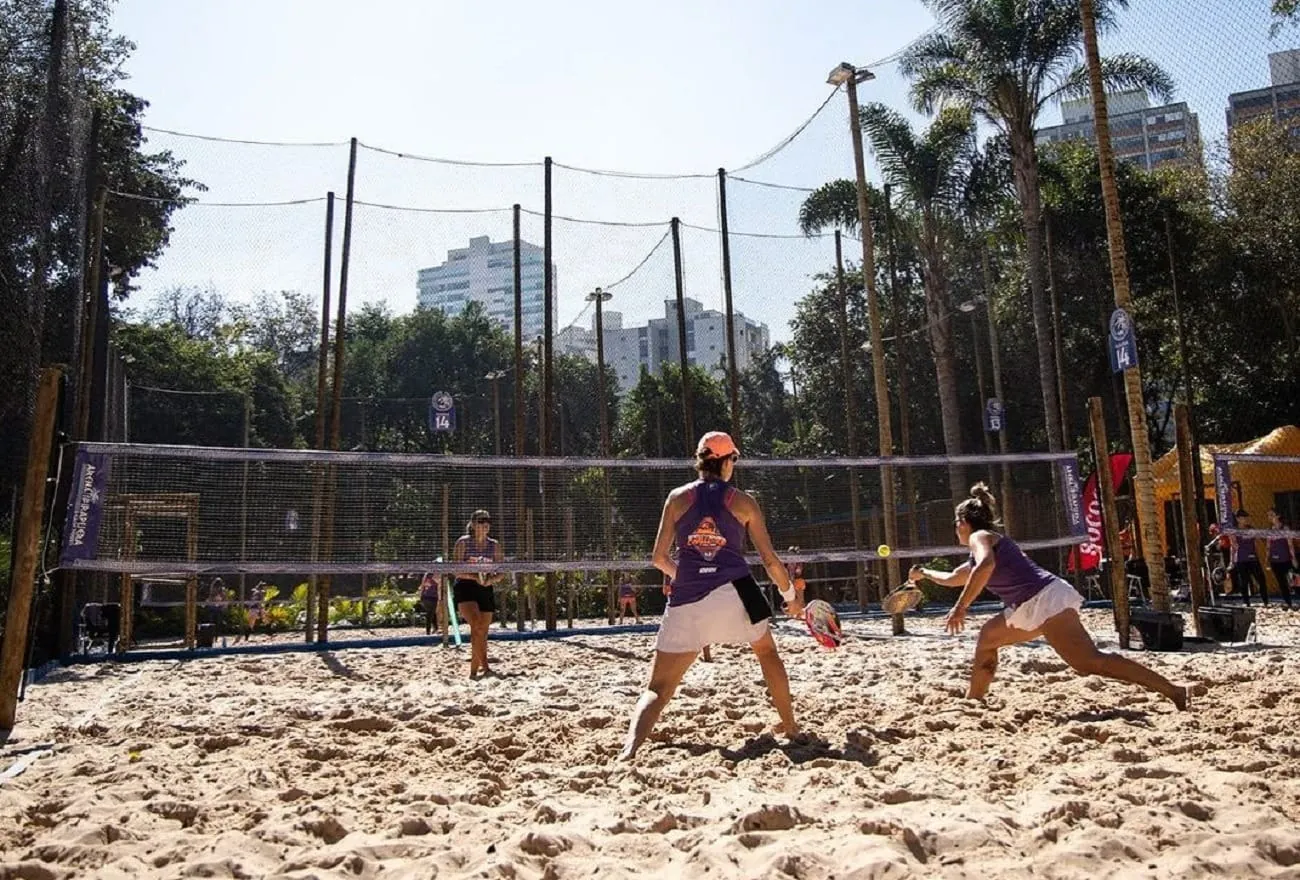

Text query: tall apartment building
(1036, 89), (1201, 170)
(416, 236), (555, 339)
(567, 298), (771, 394)
(1227, 49), (1300, 138)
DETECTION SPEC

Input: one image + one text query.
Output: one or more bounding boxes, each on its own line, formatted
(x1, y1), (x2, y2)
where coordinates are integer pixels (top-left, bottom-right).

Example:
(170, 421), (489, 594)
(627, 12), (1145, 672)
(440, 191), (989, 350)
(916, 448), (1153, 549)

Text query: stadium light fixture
(827, 62), (876, 86)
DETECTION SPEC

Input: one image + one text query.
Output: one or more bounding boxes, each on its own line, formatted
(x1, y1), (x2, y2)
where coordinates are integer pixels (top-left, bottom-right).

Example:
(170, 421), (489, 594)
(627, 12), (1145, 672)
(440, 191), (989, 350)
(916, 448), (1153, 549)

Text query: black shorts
(452, 579), (496, 614)
(732, 575), (773, 625)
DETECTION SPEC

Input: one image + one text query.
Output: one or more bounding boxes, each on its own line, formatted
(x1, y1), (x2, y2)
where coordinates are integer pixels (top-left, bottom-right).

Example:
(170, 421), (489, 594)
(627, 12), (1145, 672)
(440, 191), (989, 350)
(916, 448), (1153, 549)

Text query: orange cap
(696, 431), (739, 459)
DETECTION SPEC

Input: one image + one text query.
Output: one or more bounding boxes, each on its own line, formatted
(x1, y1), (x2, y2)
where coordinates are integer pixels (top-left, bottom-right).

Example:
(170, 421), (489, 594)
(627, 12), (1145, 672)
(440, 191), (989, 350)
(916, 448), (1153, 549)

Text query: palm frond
(798, 179), (859, 236)
(1048, 53), (1175, 108)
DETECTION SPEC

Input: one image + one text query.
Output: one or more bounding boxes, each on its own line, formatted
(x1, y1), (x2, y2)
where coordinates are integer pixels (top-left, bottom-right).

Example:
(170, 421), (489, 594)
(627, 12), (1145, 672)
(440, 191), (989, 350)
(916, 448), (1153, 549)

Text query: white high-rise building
(597, 298), (770, 394)
(417, 236), (555, 339)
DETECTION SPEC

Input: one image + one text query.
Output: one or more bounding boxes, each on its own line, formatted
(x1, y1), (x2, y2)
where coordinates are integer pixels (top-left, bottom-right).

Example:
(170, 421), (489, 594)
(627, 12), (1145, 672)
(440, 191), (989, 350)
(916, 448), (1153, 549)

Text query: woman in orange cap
(620, 431), (805, 760)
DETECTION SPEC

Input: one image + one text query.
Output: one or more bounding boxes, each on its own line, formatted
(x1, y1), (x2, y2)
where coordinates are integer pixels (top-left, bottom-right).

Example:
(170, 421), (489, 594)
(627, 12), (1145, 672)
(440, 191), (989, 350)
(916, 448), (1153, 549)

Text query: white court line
(74, 660), (180, 729)
(0, 748), (53, 784)
(2, 659), (182, 784)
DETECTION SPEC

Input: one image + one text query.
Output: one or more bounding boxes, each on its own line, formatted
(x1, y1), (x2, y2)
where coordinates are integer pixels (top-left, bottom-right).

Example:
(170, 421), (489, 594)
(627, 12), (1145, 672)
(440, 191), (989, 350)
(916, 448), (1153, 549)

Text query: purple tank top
(670, 479), (752, 606)
(1233, 537), (1258, 564)
(1268, 537), (1292, 563)
(969, 536), (1056, 608)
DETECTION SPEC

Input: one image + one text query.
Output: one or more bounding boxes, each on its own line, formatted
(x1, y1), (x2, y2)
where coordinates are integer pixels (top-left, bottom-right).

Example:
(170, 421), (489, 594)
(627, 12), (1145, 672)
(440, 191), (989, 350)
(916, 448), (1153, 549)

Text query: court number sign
(429, 391), (456, 433)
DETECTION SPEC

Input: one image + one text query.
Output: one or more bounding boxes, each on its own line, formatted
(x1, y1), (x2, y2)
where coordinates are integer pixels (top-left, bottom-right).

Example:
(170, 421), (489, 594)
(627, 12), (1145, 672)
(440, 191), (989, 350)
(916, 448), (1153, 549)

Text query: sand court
(2, 608), (1300, 879)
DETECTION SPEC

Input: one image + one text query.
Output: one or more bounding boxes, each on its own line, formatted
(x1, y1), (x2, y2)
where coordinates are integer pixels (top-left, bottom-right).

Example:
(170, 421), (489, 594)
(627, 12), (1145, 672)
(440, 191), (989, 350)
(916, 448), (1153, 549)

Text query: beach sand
(2, 607), (1299, 879)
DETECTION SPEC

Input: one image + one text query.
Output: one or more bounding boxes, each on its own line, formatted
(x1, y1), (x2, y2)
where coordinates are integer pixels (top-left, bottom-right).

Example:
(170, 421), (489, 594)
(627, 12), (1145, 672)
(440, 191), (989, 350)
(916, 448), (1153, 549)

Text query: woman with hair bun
(908, 483), (1188, 710)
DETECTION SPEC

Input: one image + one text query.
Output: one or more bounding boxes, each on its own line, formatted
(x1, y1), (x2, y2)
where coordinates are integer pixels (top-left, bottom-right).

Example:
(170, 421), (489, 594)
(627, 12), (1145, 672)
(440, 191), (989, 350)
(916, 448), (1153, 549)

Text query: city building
(1036, 89), (1202, 170)
(1226, 49), (1300, 138)
(587, 298), (770, 394)
(416, 236), (555, 339)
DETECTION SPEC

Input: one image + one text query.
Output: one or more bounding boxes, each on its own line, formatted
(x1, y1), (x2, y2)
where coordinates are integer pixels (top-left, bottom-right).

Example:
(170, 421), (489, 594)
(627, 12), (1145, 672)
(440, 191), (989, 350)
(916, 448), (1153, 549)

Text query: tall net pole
(671, 217), (695, 447)
(321, 138), (358, 642)
(717, 169), (741, 443)
(307, 191), (335, 643)
(542, 158), (556, 632)
(513, 204), (526, 633)
(1080, 0), (1169, 612)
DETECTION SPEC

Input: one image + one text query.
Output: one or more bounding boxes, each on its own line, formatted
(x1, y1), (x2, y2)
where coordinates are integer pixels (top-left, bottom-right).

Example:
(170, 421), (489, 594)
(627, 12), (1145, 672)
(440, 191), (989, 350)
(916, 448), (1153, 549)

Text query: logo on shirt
(687, 517), (728, 561)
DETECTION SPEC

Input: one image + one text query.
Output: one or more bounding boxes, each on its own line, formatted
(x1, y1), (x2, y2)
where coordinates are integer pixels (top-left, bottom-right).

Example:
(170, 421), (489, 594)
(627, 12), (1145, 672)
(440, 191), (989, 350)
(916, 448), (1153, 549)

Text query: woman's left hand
(945, 604), (968, 635)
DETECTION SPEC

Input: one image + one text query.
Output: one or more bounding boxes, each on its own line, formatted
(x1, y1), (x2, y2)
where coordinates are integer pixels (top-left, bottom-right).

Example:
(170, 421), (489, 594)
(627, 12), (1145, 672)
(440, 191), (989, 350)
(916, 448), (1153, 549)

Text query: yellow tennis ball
(877, 544), (892, 558)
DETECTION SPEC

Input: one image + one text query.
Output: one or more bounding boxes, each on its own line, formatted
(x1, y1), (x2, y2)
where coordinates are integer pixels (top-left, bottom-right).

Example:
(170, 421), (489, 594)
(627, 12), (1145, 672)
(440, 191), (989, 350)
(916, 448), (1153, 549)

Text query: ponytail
(956, 482), (1002, 531)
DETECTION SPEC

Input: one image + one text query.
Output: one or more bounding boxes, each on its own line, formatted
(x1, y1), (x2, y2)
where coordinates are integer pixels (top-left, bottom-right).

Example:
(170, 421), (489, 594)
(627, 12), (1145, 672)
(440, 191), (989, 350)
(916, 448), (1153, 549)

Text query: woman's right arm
(909, 562), (971, 588)
(736, 494), (801, 615)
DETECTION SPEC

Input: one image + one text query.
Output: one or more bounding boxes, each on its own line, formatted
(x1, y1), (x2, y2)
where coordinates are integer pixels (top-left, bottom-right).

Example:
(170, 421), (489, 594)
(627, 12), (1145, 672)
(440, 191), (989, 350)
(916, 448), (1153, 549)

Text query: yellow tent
(1154, 426), (1300, 587)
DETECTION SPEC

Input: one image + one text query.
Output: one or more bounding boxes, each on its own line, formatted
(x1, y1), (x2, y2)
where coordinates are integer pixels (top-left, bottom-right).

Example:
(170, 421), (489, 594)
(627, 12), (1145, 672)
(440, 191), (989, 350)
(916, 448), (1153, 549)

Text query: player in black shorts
(452, 509), (504, 678)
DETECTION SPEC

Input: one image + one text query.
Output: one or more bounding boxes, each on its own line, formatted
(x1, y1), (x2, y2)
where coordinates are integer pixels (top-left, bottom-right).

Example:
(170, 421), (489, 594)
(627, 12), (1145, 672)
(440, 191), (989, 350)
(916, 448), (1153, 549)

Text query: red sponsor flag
(1068, 453), (1134, 572)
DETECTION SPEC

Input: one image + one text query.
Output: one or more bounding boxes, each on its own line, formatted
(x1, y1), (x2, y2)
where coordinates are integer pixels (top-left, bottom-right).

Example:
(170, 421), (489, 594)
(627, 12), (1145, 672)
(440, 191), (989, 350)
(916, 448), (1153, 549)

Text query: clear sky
(109, 0), (1293, 341)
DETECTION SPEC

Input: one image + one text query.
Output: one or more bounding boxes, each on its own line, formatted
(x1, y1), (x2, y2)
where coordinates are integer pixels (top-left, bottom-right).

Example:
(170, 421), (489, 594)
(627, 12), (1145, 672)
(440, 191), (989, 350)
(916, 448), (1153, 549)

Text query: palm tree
(900, 0), (1172, 452)
(1079, 0), (1168, 610)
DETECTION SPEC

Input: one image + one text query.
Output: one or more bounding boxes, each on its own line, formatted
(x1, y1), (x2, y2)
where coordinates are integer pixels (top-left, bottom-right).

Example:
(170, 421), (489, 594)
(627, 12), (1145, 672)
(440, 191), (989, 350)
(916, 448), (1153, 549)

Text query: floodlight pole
(831, 61), (899, 594)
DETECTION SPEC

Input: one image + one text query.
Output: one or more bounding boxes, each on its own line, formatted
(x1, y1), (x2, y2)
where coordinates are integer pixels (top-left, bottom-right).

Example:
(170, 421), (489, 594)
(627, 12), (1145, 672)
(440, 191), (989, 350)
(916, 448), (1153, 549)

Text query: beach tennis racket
(881, 582), (923, 615)
(803, 599), (843, 649)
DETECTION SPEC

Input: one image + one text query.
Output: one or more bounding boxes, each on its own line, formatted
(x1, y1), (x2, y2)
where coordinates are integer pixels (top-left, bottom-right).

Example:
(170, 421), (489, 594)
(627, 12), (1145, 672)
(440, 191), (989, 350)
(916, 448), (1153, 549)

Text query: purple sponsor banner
(1058, 459), (1087, 537)
(1213, 456), (1234, 531)
(60, 449), (110, 564)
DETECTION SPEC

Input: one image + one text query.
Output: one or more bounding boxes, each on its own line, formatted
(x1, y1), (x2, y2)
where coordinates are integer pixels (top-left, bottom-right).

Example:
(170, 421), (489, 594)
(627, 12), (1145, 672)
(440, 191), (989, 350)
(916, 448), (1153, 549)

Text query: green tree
(1, 0), (198, 498)
(738, 347), (794, 456)
(900, 0), (1172, 452)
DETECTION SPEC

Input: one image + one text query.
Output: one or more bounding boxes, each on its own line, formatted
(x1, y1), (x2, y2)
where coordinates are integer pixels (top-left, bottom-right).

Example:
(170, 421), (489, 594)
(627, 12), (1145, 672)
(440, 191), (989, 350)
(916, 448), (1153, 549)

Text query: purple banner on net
(1213, 456), (1234, 531)
(1058, 459), (1087, 537)
(60, 449), (111, 564)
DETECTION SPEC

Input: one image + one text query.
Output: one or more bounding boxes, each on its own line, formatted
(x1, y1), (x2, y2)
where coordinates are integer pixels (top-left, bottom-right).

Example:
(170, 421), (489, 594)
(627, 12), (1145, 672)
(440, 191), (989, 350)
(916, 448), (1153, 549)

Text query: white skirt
(1004, 578), (1084, 632)
(655, 583), (770, 653)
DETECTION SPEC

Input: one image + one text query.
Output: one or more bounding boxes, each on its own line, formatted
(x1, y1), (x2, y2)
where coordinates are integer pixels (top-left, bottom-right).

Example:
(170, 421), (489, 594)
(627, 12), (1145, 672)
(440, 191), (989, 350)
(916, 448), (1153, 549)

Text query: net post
(717, 168), (741, 443)
(440, 484), (450, 646)
(0, 366), (57, 722)
(120, 505), (137, 652)
(1089, 397), (1130, 648)
(565, 508), (575, 630)
(512, 203), (526, 633)
(1175, 404), (1208, 633)
(542, 160), (556, 633)
(118, 573), (132, 653)
(670, 217), (694, 444)
(0, 367), (60, 729)
(186, 503), (198, 649)
(239, 393), (250, 612)
(185, 576), (197, 649)
(526, 508), (536, 628)
(318, 142), (357, 647)
(307, 192), (335, 645)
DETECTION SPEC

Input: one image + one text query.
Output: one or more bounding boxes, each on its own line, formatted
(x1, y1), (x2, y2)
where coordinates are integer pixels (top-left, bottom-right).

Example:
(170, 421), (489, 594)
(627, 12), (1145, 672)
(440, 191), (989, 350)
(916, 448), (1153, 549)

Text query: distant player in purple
(908, 483), (1188, 710)
(620, 432), (805, 760)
